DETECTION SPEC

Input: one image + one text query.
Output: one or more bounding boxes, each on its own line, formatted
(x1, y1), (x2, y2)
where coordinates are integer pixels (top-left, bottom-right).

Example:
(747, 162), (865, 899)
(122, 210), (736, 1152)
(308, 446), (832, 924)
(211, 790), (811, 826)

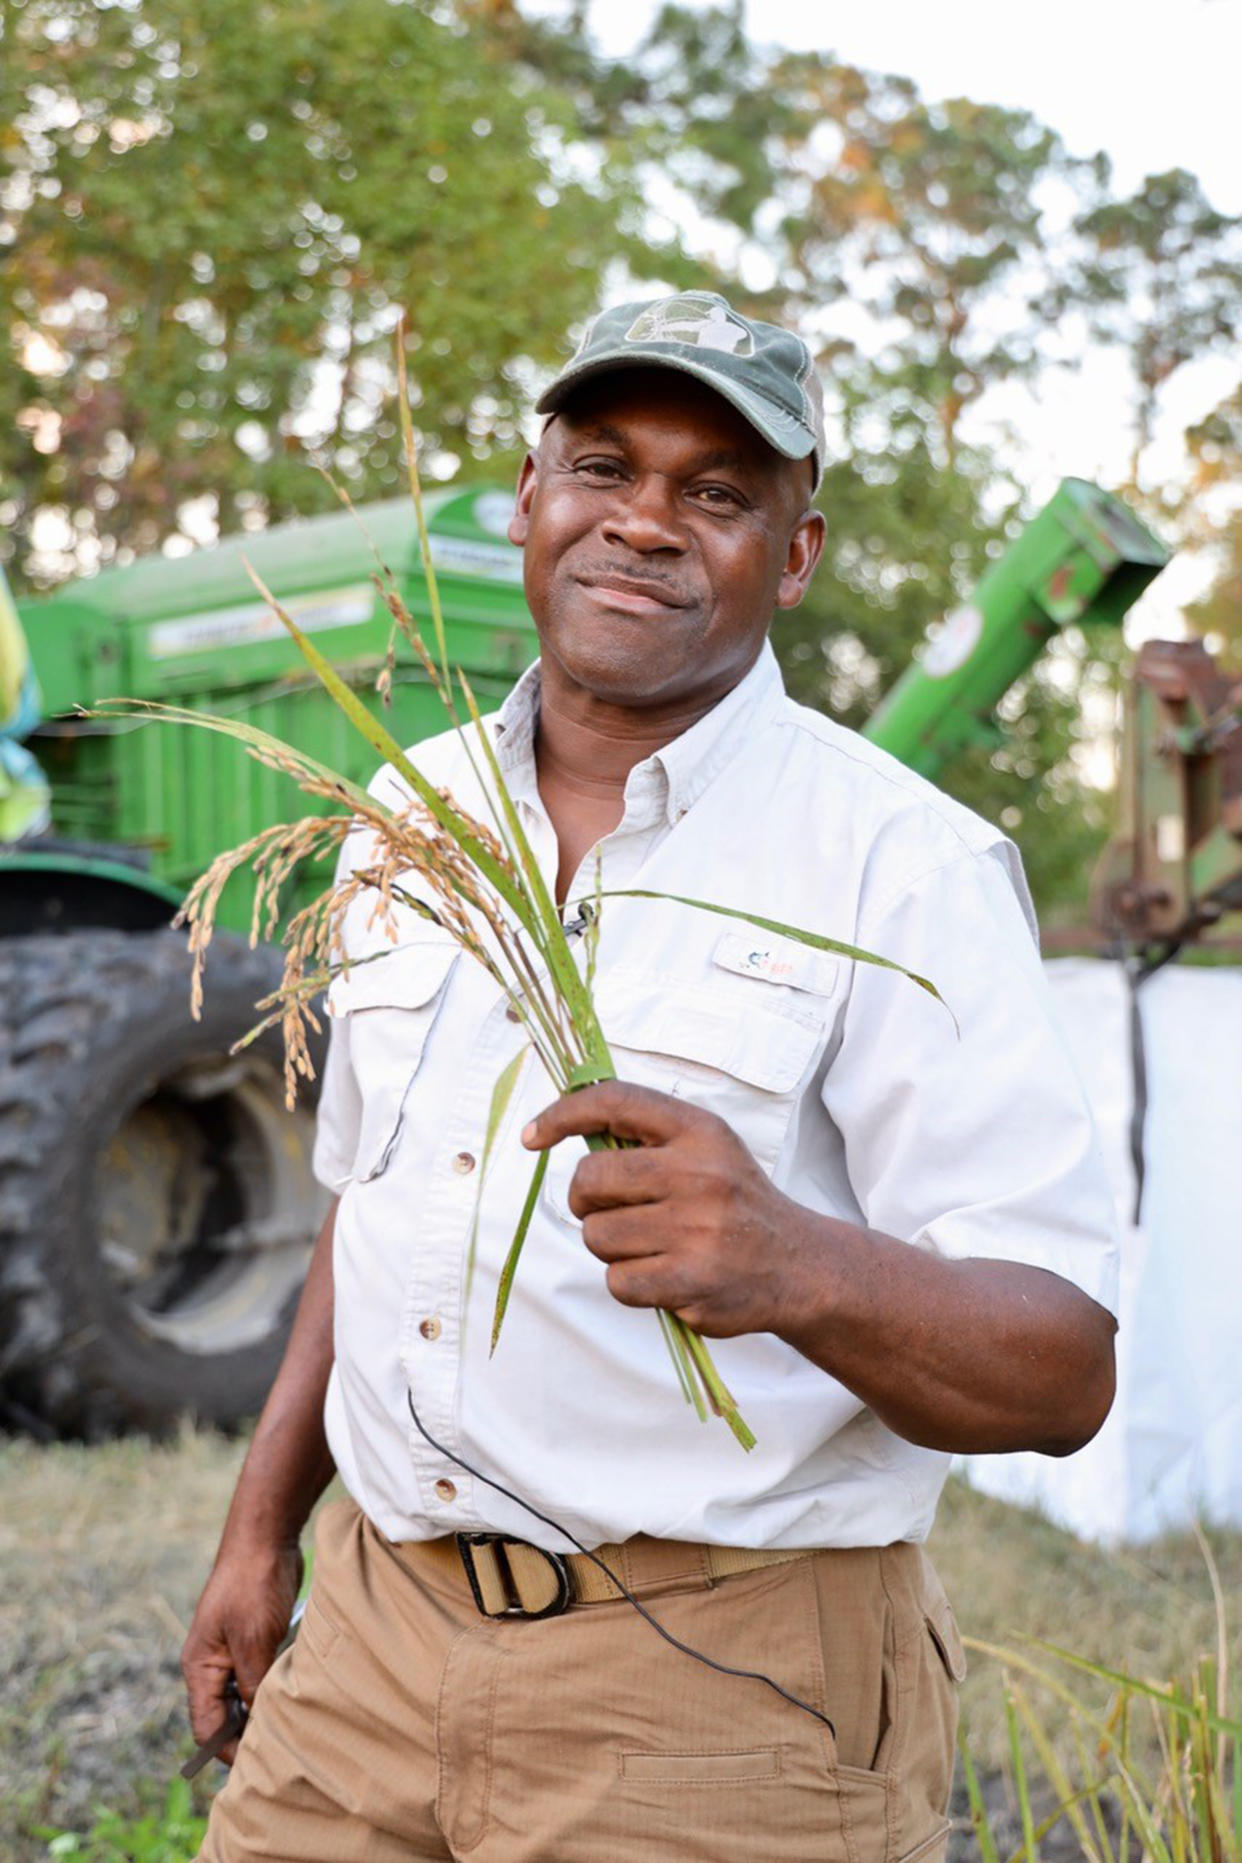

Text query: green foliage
(1057, 169), (1242, 490)
(0, 0), (654, 582)
(1185, 382), (1242, 660)
(36, 1778), (207, 1863)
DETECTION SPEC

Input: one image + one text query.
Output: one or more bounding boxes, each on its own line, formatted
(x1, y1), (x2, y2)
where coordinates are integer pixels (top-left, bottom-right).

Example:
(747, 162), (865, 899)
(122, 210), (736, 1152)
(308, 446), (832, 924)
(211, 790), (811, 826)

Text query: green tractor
(8, 474), (1220, 1442)
(1, 487), (536, 1437)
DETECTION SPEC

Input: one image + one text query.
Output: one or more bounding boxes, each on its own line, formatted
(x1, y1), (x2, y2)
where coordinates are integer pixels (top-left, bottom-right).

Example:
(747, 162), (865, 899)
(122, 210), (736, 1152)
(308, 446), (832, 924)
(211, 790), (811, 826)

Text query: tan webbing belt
(412, 1531), (811, 1617)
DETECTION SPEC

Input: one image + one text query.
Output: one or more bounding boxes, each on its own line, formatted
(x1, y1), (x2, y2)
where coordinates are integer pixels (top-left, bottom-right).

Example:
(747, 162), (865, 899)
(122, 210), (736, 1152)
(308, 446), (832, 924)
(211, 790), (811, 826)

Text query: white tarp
(957, 957), (1242, 1544)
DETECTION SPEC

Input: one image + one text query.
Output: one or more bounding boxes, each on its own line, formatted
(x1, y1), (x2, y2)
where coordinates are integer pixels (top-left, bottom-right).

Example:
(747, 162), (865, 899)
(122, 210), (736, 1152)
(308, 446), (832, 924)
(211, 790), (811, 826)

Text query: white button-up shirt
(313, 643), (1118, 1552)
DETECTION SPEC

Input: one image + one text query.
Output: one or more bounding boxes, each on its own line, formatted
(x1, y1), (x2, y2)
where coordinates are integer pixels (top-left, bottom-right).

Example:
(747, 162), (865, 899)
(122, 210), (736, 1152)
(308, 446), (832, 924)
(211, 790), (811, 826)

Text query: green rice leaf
(490, 1148), (549, 1354)
(678, 1318), (756, 1451)
(1010, 1679), (1108, 1863)
(592, 888), (950, 1022)
(465, 1044), (530, 1303)
(957, 1729), (1002, 1863)
(243, 564), (532, 924)
(1022, 1639), (1242, 1739)
(85, 698), (376, 811)
(455, 669), (608, 1047)
(657, 1309), (704, 1417)
(1004, 1683), (1040, 1863)
(396, 323), (450, 691)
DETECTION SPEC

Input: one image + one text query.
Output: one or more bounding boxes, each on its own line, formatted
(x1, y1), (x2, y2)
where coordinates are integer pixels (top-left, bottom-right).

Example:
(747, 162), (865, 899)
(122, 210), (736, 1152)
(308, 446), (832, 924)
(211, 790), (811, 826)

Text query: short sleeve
(821, 844), (1119, 1315)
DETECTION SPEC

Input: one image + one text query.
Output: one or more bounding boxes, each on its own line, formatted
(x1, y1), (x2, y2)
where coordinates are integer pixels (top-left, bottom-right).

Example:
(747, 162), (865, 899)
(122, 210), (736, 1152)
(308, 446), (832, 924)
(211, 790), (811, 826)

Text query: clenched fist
(522, 1080), (828, 1339)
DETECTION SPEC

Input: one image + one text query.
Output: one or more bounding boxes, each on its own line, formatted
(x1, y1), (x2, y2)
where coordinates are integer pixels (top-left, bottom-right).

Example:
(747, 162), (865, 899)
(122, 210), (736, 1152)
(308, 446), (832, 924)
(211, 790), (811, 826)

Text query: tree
(1184, 383), (1242, 658)
(1053, 169), (1242, 492)
(0, 0), (654, 584)
(771, 64), (1098, 464)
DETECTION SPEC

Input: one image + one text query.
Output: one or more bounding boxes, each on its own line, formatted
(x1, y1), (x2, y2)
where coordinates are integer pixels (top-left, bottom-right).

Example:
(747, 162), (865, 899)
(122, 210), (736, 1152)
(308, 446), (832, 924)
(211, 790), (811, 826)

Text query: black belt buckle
(456, 1532), (573, 1619)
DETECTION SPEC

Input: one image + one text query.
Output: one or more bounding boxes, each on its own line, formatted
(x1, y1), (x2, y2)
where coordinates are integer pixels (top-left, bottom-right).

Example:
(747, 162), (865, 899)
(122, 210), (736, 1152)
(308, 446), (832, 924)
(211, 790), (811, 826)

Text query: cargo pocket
(327, 936), (458, 1182)
(543, 964), (829, 1225)
(891, 1556), (966, 1863)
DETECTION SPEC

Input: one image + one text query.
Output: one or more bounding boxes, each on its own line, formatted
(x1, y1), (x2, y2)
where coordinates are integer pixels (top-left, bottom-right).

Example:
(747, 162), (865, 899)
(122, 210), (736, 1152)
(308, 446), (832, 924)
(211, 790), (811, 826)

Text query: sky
(565, 0), (1242, 209)
(525, 0), (1242, 640)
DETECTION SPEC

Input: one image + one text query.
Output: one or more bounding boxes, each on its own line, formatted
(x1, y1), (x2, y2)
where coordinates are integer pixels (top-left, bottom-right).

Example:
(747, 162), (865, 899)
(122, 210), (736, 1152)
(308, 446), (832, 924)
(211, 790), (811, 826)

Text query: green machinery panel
(863, 479), (1171, 780)
(20, 487), (537, 929)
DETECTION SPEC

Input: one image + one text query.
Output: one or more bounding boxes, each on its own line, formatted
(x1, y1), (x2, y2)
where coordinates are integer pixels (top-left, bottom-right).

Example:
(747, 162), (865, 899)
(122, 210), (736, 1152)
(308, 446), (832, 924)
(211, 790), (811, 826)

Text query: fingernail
(521, 1121), (536, 1145)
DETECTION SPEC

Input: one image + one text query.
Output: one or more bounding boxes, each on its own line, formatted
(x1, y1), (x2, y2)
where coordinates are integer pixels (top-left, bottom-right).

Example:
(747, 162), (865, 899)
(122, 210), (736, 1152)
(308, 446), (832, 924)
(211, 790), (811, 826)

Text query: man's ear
(508, 453), (538, 547)
(776, 509), (826, 610)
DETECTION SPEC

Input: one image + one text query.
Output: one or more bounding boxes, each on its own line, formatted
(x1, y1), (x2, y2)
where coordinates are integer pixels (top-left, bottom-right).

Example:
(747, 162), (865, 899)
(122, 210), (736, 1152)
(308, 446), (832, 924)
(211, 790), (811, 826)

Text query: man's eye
(576, 458), (624, 479)
(694, 484), (743, 509)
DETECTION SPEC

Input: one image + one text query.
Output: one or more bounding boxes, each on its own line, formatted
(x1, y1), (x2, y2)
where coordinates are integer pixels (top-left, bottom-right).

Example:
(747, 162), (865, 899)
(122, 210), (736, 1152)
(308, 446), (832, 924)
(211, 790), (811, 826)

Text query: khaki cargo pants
(199, 1497), (965, 1862)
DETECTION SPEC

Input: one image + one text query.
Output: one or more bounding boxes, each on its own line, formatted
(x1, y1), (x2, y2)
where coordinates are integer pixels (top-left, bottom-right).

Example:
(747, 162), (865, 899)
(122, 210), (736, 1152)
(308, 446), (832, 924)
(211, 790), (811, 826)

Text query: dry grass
(1, 1432), (1238, 1860)
(930, 1478), (1242, 1771)
(1, 1429), (255, 1857)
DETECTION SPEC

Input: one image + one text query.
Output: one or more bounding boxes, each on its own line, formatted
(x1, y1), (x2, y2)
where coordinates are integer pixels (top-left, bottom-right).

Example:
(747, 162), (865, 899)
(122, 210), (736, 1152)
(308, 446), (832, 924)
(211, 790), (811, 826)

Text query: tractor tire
(0, 929), (327, 1439)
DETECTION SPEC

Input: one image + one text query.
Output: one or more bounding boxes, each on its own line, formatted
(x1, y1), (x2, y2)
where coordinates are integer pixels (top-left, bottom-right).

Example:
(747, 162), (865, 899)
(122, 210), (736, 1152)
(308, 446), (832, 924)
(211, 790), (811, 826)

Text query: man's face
(507, 369), (825, 715)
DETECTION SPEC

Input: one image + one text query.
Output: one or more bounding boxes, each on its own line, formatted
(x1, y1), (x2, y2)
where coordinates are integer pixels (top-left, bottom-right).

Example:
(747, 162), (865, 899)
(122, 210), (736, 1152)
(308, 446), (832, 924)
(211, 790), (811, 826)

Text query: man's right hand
(179, 1197), (338, 1765)
(182, 1537), (304, 1764)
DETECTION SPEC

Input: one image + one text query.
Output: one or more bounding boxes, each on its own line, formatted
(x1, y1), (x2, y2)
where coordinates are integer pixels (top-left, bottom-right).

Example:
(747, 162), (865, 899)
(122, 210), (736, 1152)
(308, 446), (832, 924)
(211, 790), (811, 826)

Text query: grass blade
(86, 698), (376, 811)
(490, 1149), (550, 1354)
(1022, 1639), (1242, 1741)
(958, 1727), (1003, 1863)
(678, 1319), (756, 1452)
(455, 668), (608, 1044)
(395, 317), (449, 689)
(657, 1309), (704, 1416)
(1010, 1677), (1108, 1863)
(593, 888), (950, 1019)
(466, 1044), (530, 1301)
(1005, 1680), (1040, 1863)
(243, 563), (533, 923)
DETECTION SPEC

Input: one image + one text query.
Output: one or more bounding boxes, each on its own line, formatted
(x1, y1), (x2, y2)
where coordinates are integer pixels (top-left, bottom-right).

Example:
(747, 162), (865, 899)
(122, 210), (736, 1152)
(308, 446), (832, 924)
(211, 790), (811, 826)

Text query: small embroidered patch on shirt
(712, 931), (837, 997)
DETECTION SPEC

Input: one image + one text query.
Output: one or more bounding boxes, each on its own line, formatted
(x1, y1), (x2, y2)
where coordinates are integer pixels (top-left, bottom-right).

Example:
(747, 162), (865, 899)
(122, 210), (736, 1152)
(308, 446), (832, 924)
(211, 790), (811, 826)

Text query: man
(185, 291), (1118, 1862)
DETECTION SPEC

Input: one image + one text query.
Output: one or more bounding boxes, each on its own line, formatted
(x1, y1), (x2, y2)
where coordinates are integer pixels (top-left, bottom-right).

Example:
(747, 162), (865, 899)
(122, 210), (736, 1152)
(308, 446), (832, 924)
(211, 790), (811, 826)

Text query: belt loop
(616, 1535), (716, 1594)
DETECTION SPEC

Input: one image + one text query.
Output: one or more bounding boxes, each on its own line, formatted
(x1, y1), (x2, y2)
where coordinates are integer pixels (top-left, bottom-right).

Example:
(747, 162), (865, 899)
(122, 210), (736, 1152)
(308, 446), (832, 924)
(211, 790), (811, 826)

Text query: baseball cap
(535, 291), (827, 494)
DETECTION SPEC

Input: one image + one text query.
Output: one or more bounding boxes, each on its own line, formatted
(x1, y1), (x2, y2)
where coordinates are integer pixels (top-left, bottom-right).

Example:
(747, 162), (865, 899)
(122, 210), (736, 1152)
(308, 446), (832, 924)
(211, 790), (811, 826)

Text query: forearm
(216, 1196), (339, 1555)
(773, 1207), (1117, 1457)
(523, 1081), (1117, 1460)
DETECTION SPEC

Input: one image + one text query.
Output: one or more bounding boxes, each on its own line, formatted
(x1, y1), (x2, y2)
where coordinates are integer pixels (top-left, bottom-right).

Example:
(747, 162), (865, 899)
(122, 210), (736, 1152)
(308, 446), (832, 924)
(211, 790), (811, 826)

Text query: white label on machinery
(922, 604), (983, 679)
(428, 534), (524, 584)
(472, 490), (517, 538)
(148, 586), (375, 658)
(1156, 815), (1185, 864)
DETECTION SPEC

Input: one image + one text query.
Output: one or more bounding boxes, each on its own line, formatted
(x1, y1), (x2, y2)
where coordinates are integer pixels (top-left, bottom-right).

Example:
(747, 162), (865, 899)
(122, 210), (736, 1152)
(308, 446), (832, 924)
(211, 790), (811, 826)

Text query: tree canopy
(0, 0), (659, 572)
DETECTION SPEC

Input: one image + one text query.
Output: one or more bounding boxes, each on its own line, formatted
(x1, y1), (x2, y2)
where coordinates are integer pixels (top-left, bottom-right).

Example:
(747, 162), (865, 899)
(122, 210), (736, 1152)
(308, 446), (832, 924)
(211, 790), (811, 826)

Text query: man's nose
(600, 474), (687, 553)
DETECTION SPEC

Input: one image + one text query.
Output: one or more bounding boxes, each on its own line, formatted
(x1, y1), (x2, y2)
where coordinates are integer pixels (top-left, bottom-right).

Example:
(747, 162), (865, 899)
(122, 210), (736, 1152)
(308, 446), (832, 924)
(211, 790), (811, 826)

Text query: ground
(1, 1432), (1238, 1860)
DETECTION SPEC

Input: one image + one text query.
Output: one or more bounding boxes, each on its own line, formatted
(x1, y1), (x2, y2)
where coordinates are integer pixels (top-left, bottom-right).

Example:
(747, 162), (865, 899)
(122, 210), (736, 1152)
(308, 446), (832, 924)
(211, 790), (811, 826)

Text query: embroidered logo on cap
(624, 295), (755, 357)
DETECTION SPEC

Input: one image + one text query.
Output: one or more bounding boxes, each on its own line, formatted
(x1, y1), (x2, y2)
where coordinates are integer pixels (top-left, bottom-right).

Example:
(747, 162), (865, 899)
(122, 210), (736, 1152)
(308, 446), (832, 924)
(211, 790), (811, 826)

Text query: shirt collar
(492, 639), (786, 826)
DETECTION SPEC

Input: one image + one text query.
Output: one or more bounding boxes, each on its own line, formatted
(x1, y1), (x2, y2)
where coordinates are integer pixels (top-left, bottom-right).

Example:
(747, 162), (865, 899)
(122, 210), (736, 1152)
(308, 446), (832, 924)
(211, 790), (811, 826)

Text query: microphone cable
(406, 1390), (834, 1736)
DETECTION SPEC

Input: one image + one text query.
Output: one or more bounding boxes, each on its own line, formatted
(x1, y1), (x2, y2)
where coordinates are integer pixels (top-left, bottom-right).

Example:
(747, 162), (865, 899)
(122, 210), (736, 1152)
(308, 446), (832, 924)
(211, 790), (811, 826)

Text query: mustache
(577, 560), (692, 602)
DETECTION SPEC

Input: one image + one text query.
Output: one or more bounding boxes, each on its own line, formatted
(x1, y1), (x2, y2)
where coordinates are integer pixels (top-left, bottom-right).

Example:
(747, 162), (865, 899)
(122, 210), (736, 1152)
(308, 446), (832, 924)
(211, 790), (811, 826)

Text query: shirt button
(419, 1316), (442, 1341)
(435, 1478), (457, 1502)
(452, 1151), (476, 1175)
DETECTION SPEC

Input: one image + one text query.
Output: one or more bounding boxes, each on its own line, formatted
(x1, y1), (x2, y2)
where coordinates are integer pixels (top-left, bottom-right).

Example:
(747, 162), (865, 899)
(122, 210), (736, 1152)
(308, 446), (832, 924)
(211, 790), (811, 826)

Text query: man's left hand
(522, 1081), (805, 1338)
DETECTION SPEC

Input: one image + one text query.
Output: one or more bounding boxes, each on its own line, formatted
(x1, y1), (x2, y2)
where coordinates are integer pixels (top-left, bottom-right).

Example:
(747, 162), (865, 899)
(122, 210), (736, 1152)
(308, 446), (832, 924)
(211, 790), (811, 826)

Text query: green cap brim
(536, 350), (818, 469)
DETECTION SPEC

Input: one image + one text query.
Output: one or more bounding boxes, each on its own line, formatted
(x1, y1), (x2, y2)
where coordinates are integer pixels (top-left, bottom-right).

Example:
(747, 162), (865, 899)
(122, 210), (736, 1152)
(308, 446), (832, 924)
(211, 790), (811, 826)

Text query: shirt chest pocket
(327, 938), (459, 1183)
(545, 958), (833, 1226)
